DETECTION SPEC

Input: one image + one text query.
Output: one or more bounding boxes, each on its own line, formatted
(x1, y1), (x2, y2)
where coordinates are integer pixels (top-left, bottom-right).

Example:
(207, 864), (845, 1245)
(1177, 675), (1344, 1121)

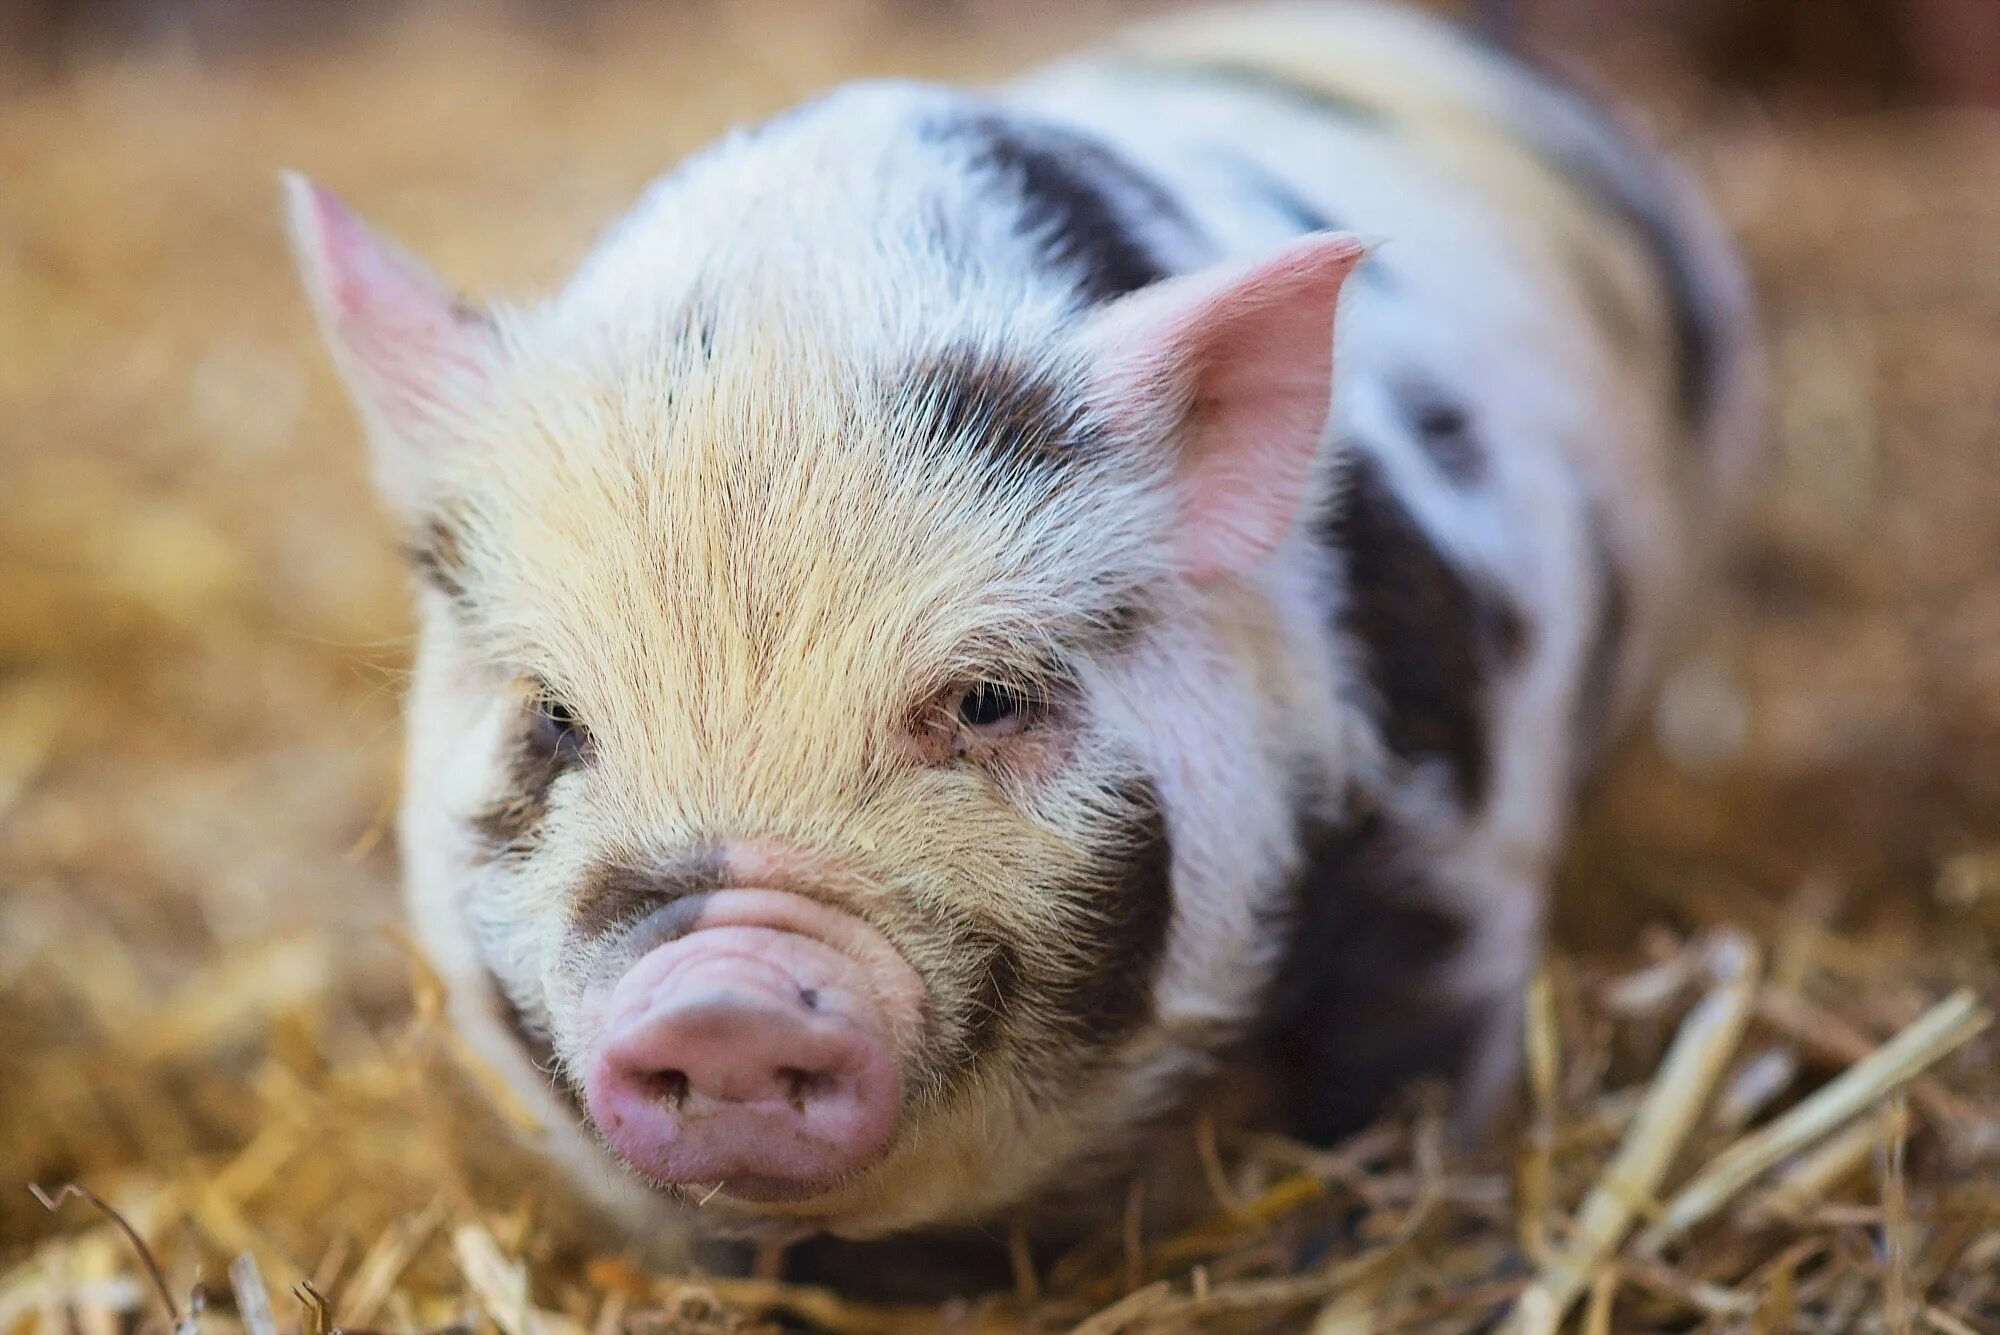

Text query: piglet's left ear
(1083, 232), (1365, 582)
(283, 172), (496, 517)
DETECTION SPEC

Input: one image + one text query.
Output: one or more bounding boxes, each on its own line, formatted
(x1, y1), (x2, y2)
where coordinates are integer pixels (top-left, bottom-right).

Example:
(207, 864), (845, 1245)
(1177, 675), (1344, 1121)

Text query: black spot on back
(776, 1229), (1030, 1303)
(1573, 178), (1717, 427)
(1572, 508), (1631, 774)
(1498, 58), (1727, 427)
(1203, 147), (1338, 234)
(1197, 146), (1398, 292)
(1329, 453), (1527, 807)
(1566, 239), (1649, 356)
(1259, 808), (1482, 1145)
(1121, 58), (1390, 129)
(929, 110), (1189, 305)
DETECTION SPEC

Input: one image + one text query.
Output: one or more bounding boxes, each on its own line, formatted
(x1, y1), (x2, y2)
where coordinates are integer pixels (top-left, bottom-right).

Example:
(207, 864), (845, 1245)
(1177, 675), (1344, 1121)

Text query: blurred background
(2, 0), (1998, 1327)
(5, 0), (2000, 104)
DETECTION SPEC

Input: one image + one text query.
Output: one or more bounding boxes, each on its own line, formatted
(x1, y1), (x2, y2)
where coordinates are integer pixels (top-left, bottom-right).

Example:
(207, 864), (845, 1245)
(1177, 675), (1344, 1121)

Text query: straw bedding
(3, 2), (1998, 1330)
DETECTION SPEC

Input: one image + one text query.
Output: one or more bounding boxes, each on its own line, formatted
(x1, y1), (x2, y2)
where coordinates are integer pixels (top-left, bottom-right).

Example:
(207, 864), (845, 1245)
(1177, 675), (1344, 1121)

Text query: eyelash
(957, 681), (1036, 730)
(530, 694), (590, 766)
(931, 678), (1058, 764)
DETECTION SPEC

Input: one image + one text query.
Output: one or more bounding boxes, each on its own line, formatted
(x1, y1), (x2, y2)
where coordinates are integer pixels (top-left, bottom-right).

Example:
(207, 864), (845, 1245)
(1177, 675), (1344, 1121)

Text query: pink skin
(580, 890), (924, 1201)
(1086, 231), (1362, 581)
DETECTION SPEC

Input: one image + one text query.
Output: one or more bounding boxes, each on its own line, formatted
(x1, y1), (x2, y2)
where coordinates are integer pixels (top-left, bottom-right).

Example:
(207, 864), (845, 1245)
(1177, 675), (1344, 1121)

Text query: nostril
(639, 1068), (690, 1107)
(778, 1066), (836, 1112)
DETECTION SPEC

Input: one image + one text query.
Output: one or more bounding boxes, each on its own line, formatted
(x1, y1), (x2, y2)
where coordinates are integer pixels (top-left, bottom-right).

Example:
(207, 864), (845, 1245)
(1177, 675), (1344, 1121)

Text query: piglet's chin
(579, 891), (922, 1200)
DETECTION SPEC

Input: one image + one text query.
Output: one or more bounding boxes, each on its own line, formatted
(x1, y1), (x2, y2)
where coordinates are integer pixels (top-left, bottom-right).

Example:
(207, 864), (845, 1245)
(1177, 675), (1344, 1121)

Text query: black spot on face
(1091, 600), (1158, 658)
(1328, 453), (1527, 808)
(489, 972), (574, 1093)
(955, 781), (1174, 1072)
(565, 855), (728, 947)
(469, 710), (579, 859)
(959, 927), (1025, 1066)
(928, 110), (1190, 306)
(1395, 375), (1485, 484)
(1259, 809), (1482, 1145)
(1052, 784), (1175, 1050)
(406, 514), (469, 601)
(899, 343), (1099, 476)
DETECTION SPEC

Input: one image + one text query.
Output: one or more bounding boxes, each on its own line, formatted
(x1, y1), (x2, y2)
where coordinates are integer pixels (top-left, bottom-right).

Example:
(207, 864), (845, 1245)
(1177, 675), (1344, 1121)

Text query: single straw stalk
(1503, 933), (1761, 1335)
(227, 1254), (277, 1335)
(452, 1223), (555, 1335)
(1753, 1108), (1887, 1217)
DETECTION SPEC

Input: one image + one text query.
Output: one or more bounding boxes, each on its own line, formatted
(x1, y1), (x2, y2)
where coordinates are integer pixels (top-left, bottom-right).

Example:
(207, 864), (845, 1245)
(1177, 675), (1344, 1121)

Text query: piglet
(288, 0), (1758, 1259)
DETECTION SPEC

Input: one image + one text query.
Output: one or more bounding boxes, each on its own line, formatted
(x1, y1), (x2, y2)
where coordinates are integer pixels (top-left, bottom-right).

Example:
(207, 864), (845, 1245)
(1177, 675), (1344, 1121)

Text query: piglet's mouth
(579, 889), (925, 1201)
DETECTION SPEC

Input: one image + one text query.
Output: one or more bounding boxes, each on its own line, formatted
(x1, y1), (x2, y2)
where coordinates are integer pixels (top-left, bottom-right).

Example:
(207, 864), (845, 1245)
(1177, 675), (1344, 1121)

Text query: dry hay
(4, 2), (2000, 1331)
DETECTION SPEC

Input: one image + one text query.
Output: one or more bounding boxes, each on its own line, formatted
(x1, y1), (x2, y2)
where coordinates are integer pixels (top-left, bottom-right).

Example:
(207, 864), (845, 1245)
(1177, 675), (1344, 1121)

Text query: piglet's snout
(582, 903), (917, 1197)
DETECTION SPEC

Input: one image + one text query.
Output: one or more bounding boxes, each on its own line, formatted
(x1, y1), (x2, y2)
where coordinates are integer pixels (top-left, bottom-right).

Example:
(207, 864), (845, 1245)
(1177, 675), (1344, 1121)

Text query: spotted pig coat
(289, 0), (1759, 1258)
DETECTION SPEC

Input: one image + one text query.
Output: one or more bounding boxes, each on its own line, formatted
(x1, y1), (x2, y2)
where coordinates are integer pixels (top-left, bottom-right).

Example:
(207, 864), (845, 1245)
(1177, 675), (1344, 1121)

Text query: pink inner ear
(283, 172), (489, 436)
(1090, 233), (1365, 581)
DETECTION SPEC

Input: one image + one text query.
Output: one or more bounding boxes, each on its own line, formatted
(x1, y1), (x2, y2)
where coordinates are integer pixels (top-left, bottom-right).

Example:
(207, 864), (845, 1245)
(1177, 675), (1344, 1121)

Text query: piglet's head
(287, 162), (1361, 1239)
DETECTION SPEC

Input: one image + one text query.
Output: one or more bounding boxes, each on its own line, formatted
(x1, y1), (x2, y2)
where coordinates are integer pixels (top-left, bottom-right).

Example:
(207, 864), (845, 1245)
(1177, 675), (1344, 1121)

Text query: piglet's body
(290, 0), (1758, 1264)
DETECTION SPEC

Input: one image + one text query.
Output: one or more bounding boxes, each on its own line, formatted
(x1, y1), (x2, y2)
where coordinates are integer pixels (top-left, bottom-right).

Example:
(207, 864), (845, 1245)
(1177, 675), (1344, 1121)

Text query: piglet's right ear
(1082, 232), (1364, 583)
(283, 172), (495, 514)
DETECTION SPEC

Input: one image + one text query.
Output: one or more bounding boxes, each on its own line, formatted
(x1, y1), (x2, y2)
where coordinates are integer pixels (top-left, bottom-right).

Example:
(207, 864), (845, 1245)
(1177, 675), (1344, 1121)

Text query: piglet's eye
(532, 697), (590, 766)
(956, 682), (1036, 735)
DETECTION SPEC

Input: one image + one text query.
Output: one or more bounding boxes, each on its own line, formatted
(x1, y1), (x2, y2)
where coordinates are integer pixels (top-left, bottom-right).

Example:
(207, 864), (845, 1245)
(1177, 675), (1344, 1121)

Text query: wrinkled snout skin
(302, 0), (1761, 1264)
(582, 892), (923, 1197)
